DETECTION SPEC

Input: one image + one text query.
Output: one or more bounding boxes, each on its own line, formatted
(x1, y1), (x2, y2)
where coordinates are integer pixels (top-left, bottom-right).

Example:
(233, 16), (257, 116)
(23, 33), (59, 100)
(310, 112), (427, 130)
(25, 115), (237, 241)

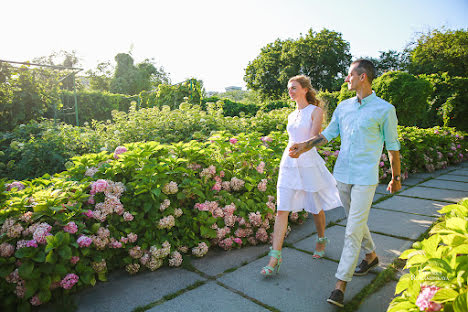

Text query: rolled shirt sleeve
(322, 106), (340, 142)
(382, 106), (400, 151)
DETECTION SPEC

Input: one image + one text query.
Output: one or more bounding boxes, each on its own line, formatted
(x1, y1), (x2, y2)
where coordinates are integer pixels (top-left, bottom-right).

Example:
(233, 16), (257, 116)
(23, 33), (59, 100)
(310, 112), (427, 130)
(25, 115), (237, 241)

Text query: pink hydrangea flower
(113, 146), (128, 159)
(90, 179), (108, 195)
(83, 210), (94, 218)
(415, 285), (442, 312)
(123, 212), (134, 221)
(233, 238), (242, 245)
(70, 256), (80, 265)
(60, 273), (79, 289)
(26, 240), (38, 248)
(87, 195), (95, 205)
(229, 138), (238, 144)
(64, 221), (78, 234)
(127, 233), (138, 243)
(212, 182), (222, 192)
(0, 243), (15, 257)
(219, 171), (225, 177)
(30, 295), (42, 306)
(77, 235), (92, 248)
(379, 161), (385, 167)
(6, 181), (25, 191)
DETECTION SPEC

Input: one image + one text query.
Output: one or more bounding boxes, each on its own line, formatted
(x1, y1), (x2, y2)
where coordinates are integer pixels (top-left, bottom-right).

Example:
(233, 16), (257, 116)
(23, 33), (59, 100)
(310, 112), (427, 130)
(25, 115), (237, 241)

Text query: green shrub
(0, 132), (310, 311)
(419, 73), (468, 131)
(388, 199), (468, 312)
(317, 90), (340, 122)
(372, 71), (432, 127)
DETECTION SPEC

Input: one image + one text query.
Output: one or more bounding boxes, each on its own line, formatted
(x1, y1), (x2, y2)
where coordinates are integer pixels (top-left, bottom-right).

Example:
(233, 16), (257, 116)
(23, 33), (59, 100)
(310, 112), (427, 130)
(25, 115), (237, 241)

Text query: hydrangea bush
(0, 127), (466, 311)
(0, 131), (308, 311)
(388, 199), (468, 312)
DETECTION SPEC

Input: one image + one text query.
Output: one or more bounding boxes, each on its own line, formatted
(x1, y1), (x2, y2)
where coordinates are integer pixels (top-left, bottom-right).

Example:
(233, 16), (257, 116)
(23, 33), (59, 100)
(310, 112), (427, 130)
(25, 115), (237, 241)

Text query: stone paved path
(43, 162), (468, 312)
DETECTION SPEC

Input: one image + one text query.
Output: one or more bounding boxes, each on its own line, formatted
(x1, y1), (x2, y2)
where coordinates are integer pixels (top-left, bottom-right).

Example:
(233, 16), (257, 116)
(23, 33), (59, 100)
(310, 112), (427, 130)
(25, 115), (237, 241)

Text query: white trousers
(335, 182), (377, 282)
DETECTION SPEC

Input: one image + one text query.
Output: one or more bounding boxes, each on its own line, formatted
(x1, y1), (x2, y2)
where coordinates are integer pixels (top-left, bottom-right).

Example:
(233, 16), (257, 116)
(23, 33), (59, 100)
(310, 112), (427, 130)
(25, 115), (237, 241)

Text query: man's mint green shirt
(322, 91), (400, 185)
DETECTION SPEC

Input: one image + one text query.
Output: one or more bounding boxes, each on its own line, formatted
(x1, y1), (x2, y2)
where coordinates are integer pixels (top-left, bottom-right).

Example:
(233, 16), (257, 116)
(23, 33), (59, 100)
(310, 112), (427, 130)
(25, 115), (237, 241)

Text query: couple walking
(260, 59), (401, 307)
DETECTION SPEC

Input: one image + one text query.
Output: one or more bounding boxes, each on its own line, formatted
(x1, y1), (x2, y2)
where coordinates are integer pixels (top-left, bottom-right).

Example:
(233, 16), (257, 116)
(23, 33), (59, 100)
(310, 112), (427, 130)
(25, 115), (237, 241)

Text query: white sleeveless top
(277, 104), (337, 192)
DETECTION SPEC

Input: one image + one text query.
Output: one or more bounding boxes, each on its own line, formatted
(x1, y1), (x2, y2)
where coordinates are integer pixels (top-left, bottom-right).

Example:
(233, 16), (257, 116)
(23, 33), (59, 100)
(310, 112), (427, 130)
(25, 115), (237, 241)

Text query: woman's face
(288, 80), (307, 101)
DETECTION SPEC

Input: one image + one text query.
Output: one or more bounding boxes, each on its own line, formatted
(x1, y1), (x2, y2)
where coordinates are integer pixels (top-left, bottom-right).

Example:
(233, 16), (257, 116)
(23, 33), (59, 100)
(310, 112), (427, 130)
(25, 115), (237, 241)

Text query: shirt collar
(357, 91), (377, 107)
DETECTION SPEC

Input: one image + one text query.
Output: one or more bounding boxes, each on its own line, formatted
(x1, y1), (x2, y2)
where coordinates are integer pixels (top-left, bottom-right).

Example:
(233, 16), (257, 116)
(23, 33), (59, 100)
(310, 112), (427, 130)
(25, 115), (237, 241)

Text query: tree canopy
(109, 53), (170, 95)
(244, 28), (352, 99)
(408, 28), (468, 77)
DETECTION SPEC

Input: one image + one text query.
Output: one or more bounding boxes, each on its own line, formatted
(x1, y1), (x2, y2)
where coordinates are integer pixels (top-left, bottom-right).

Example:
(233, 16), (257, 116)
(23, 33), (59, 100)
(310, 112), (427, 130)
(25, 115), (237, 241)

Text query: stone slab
(356, 280), (398, 312)
(148, 281), (268, 312)
(373, 193), (387, 203)
(446, 170), (468, 176)
(419, 179), (468, 191)
(398, 186), (468, 203)
(72, 268), (205, 312)
(437, 174), (468, 183)
(294, 225), (412, 270)
(373, 196), (446, 217)
(191, 244), (269, 277)
(338, 209), (435, 240)
(218, 247), (375, 311)
(402, 176), (426, 186)
(285, 206), (346, 244)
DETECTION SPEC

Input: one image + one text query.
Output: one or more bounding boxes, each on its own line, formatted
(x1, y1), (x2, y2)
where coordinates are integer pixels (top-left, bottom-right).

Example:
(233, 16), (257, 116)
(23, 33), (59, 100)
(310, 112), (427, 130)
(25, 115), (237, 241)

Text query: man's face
(344, 63), (363, 91)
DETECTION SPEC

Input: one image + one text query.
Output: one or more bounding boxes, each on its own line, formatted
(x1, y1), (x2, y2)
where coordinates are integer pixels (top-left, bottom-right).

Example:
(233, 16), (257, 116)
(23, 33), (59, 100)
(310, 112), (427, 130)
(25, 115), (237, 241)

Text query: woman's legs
(312, 210), (326, 252)
(262, 210), (289, 271)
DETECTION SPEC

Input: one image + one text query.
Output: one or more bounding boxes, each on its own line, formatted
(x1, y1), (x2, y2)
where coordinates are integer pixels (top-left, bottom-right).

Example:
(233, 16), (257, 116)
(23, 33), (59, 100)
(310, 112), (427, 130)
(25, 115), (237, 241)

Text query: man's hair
(352, 59), (377, 83)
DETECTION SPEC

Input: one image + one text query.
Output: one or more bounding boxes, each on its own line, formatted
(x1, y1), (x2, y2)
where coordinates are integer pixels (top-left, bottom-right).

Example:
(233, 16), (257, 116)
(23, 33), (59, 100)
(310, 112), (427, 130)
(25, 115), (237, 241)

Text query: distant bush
(373, 71), (432, 127)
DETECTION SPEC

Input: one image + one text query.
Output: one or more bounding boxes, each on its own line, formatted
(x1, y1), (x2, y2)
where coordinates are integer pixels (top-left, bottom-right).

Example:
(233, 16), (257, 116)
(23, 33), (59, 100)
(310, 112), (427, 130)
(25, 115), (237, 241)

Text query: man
(289, 59), (401, 307)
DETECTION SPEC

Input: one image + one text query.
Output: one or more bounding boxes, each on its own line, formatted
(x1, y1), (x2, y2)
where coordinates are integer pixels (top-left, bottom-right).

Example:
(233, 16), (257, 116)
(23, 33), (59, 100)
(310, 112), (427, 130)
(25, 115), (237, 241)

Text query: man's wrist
(392, 175), (401, 182)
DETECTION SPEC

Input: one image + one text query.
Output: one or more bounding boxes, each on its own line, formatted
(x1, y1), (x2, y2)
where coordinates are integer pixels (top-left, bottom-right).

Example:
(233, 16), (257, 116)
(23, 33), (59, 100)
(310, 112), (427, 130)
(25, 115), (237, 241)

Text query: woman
(261, 75), (342, 276)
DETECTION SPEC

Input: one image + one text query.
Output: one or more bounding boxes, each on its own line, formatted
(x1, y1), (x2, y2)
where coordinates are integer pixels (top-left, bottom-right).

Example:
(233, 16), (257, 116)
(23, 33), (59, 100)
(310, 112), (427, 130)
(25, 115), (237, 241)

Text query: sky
(2, 0), (468, 92)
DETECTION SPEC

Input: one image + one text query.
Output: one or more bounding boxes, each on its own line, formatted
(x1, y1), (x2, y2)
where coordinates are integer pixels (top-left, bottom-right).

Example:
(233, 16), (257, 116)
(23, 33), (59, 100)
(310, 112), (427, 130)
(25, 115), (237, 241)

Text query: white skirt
(276, 153), (342, 214)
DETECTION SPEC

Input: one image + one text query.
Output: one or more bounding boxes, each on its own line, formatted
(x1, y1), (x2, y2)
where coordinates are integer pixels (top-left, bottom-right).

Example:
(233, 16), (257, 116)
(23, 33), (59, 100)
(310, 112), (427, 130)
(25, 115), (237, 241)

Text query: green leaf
(424, 258), (453, 274)
(448, 244), (468, 257)
(33, 251), (46, 263)
(387, 300), (417, 312)
(38, 289), (52, 303)
(18, 261), (35, 279)
(45, 250), (57, 264)
(55, 264), (67, 275)
(432, 288), (459, 303)
(151, 188), (161, 197)
(446, 217), (467, 232)
(0, 264), (15, 278)
(454, 292), (468, 312)
(98, 272), (107, 282)
(395, 273), (411, 294)
(39, 275), (52, 291)
(438, 204), (464, 214)
(58, 246), (72, 260)
(422, 234), (440, 256)
(144, 202), (152, 212)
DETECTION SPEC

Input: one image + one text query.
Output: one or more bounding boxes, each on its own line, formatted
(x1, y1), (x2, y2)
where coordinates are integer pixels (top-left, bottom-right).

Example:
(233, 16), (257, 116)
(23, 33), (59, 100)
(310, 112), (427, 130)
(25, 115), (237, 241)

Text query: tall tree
(244, 28), (351, 99)
(110, 53), (169, 95)
(408, 28), (468, 77)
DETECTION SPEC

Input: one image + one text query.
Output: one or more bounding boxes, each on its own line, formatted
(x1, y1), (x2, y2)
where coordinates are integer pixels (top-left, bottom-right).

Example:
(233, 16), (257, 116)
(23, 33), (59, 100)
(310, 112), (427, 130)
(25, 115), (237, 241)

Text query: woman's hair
(288, 75), (323, 108)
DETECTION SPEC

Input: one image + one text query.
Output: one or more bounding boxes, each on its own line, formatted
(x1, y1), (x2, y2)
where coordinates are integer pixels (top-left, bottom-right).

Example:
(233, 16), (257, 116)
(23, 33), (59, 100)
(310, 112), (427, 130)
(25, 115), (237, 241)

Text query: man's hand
(386, 179), (401, 193)
(289, 142), (307, 158)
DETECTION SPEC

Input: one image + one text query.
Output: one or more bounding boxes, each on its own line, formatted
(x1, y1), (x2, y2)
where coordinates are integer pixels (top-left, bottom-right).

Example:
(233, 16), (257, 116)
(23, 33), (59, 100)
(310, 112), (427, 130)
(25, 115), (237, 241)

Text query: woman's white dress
(277, 104), (342, 213)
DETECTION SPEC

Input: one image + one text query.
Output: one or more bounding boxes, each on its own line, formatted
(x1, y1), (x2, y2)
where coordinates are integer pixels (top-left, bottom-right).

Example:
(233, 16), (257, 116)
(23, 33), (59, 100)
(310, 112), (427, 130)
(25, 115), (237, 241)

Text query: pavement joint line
(435, 178), (468, 183)
(132, 279), (208, 312)
(214, 280), (280, 312)
(334, 224), (418, 242)
(395, 194), (459, 204)
(371, 206), (440, 218)
(415, 184), (468, 192)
